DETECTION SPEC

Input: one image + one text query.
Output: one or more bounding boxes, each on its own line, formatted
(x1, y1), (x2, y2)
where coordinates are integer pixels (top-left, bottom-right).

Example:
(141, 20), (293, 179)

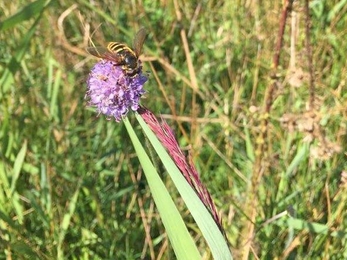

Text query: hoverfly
(87, 28), (147, 77)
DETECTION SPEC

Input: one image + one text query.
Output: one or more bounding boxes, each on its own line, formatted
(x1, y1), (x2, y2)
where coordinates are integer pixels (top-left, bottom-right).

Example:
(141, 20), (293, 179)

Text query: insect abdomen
(107, 42), (136, 56)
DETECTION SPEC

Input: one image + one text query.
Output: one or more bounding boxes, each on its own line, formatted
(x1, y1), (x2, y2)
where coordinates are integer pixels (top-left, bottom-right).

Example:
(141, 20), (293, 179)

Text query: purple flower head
(86, 60), (147, 122)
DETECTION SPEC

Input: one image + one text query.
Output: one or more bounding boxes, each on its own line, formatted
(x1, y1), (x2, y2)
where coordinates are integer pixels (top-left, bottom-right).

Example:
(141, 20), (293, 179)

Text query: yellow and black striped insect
(87, 28), (147, 77)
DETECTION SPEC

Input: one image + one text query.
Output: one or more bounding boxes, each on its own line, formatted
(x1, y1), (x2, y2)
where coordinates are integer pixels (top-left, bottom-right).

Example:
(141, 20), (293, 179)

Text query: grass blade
(0, 0), (51, 31)
(124, 118), (201, 260)
(135, 114), (232, 260)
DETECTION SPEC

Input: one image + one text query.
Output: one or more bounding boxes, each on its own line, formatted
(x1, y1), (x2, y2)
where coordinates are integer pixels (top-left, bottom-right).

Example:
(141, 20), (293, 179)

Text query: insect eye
(125, 56), (137, 67)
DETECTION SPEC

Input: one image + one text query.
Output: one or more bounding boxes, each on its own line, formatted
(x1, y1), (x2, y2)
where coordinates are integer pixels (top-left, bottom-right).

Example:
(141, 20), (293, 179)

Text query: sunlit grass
(1, 0), (347, 259)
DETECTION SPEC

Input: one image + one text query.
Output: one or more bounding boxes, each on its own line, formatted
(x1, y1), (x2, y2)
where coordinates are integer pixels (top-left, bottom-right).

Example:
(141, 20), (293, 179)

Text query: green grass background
(1, 0), (347, 259)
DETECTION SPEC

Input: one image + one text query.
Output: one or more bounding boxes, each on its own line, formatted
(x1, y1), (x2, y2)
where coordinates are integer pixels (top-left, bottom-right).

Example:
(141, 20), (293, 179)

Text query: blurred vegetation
(1, 0), (347, 259)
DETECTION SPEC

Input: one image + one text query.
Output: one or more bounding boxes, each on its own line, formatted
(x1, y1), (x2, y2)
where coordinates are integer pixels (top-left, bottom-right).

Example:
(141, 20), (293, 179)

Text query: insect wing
(132, 28), (147, 57)
(86, 46), (124, 64)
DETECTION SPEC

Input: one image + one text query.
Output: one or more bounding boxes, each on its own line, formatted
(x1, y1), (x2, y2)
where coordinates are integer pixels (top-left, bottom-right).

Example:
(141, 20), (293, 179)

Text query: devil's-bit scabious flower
(86, 60), (147, 122)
